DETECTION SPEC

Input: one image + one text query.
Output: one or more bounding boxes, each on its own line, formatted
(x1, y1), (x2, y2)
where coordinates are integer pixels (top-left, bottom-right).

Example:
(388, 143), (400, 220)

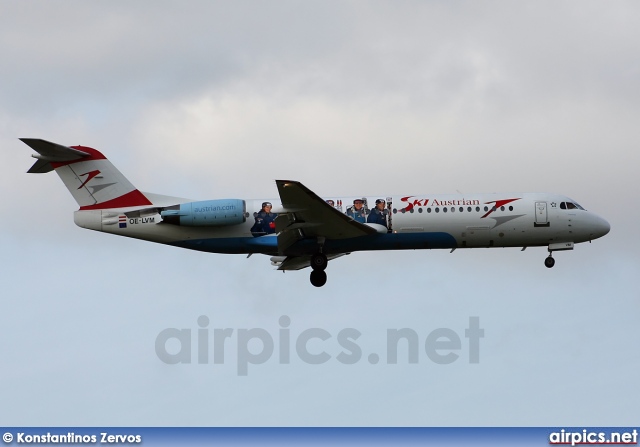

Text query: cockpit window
(560, 201), (586, 211)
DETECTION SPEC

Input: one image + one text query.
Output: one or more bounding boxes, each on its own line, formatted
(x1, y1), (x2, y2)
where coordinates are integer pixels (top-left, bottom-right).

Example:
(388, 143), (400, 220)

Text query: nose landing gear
(310, 252), (328, 287)
(545, 242), (574, 268)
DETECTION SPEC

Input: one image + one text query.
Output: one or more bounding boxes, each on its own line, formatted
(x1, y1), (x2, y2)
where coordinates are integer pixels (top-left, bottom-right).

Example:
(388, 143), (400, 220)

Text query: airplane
(19, 138), (611, 287)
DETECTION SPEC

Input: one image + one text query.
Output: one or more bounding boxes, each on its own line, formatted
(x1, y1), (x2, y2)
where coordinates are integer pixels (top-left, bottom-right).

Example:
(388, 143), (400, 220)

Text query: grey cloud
(3, 1), (639, 121)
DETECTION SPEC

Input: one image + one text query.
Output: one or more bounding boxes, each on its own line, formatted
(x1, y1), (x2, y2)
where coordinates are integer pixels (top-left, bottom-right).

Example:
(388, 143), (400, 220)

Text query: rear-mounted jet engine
(161, 199), (246, 227)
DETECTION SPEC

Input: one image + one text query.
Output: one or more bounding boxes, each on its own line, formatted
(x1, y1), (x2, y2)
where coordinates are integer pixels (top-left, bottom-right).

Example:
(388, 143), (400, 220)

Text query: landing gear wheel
(310, 270), (327, 287)
(544, 256), (555, 268)
(311, 252), (328, 271)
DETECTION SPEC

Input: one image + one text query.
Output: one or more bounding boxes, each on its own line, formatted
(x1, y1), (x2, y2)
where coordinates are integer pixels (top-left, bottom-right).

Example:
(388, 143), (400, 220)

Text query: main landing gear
(310, 252), (328, 287)
(544, 254), (555, 268)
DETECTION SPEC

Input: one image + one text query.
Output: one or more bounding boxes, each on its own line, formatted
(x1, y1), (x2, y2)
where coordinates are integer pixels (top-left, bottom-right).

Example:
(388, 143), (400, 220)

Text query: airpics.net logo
(155, 316), (484, 376)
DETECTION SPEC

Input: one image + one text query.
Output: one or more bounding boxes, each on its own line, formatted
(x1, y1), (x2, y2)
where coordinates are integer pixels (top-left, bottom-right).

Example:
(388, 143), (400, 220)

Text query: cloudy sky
(1, 1), (638, 427)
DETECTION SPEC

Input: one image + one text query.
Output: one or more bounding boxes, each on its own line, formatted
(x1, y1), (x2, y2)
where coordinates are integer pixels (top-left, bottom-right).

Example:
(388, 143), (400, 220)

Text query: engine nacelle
(161, 199), (246, 227)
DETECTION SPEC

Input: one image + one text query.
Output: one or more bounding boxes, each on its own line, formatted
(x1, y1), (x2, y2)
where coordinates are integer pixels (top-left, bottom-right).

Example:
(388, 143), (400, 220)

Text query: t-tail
(20, 138), (152, 210)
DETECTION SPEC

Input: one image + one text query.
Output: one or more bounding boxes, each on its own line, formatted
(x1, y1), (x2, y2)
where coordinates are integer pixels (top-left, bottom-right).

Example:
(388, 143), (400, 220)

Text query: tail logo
(78, 170), (101, 189)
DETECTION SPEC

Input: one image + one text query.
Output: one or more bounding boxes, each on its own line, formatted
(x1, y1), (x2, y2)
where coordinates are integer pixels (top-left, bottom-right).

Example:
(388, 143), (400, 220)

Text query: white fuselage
(73, 192), (610, 256)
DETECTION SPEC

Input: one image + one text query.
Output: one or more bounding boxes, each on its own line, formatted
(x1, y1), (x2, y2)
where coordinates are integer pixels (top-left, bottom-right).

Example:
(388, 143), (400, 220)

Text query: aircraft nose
(591, 215), (610, 240)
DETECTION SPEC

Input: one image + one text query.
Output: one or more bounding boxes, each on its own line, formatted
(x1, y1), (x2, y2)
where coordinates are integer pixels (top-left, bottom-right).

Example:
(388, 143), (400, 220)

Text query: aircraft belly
(282, 232), (457, 256)
(169, 237), (269, 254)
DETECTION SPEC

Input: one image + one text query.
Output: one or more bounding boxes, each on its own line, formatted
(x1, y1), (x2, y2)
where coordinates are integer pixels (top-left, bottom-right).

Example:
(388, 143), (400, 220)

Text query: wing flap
(275, 253), (348, 271)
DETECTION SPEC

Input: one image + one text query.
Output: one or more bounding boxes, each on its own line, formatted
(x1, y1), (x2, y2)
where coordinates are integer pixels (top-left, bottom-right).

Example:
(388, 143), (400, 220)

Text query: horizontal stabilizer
(20, 138), (89, 173)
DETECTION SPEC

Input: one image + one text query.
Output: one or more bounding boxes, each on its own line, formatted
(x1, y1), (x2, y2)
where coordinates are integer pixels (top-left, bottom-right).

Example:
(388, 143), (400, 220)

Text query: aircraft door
(535, 201), (549, 227)
(386, 196), (393, 232)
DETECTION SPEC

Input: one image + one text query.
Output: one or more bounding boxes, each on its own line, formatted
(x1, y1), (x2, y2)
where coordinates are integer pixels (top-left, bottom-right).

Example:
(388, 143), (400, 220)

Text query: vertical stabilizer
(20, 139), (152, 210)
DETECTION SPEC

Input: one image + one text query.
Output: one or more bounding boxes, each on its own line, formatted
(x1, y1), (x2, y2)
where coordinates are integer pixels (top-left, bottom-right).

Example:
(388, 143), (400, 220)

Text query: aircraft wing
(274, 180), (377, 254)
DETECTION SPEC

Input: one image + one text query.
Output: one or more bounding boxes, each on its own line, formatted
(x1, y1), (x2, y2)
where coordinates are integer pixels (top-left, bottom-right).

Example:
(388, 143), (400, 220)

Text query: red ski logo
(77, 170), (101, 189)
(481, 198), (521, 218)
